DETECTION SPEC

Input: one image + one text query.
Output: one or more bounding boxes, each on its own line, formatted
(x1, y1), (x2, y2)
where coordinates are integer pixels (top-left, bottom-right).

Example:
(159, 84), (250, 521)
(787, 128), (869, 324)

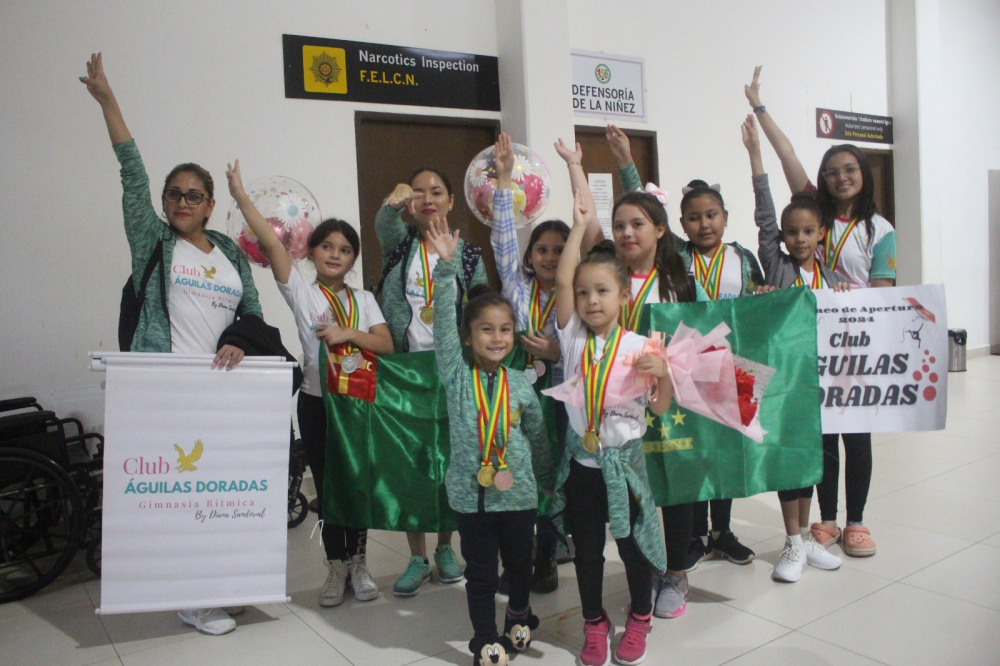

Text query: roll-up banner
(93, 353), (294, 615)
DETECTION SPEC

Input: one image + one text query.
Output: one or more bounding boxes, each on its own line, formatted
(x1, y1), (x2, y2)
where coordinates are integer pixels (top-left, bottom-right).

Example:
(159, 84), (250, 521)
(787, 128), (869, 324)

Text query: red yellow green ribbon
(317, 281), (359, 354)
(793, 260), (825, 289)
(693, 246), (726, 300)
(526, 279), (557, 367)
(583, 325), (624, 440)
(824, 218), (859, 272)
(621, 268), (658, 331)
(472, 366), (511, 470)
(418, 238), (434, 307)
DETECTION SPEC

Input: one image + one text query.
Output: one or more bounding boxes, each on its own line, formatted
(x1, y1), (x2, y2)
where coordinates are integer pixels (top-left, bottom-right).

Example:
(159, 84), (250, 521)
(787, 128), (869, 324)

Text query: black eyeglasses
(163, 189), (208, 205)
(822, 165), (860, 181)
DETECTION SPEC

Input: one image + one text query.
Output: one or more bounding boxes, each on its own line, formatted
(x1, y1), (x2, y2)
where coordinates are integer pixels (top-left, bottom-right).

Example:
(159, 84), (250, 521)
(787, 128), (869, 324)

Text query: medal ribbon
(316, 281), (359, 355)
(824, 218), (859, 271)
(526, 280), (557, 367)
(693, 246), (726, 300)
(793, 260), (825, 290)
(418, 238), (434, 307)
(582, 325), (624, 440)
(472, 367), (511, 470)
(621, 268), (658, 331)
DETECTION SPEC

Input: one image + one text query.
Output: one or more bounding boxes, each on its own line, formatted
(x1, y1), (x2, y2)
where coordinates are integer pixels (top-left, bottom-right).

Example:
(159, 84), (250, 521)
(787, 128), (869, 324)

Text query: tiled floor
(4, 356), (1000, 665)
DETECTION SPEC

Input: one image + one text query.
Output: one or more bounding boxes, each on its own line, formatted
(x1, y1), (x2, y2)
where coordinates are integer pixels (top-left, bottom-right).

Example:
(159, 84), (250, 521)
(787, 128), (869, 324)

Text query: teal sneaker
(392, 556), (431, 597)
(434, 544), (464, 583)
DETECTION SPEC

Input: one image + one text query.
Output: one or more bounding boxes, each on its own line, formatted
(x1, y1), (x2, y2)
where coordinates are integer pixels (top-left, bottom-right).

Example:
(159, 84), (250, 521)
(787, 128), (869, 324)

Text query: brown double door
(355, 113), (500, 292)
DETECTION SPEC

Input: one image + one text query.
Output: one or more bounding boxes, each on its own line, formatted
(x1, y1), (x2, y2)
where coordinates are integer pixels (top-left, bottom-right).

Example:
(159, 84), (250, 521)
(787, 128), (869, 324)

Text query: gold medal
(493, 469), (514, 491)
(477, 465), (496, 487)
(420, 305), (435, 324)
(583, 430), (600, 453)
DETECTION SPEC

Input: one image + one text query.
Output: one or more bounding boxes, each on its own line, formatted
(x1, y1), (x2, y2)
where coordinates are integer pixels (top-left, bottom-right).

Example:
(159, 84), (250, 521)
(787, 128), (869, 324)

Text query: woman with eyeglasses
(81, 52), (261, 636)
(744, 66), (896, 560)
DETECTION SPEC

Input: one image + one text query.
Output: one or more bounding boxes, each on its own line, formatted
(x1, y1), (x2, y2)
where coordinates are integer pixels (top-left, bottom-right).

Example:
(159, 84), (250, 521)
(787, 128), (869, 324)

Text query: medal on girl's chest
(472, 366), (512, 491)
(341, 354), (358, 374)
(524, 281), (555, 384)
(524, 368), (538, 384)
(316, 281), (361, 371)
(477, 465), (496, 487)
(533, 359), (546, 378)
(582, 325), (624, 455)
(419, 305), (435, 324)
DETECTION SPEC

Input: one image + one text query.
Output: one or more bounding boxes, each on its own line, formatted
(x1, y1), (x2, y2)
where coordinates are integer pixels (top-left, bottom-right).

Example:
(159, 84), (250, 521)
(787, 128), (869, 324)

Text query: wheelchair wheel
(0, 447), (85, 603)
(84, 509), (102, 577)
(288, 492), (308, 528)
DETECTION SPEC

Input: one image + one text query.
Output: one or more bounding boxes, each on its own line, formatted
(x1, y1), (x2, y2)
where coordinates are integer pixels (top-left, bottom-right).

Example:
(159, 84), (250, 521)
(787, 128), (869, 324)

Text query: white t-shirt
(404, 249), (439, 352)
(277, 267), (386, 397)
(169, 239), (242, 354)
(557, 313), (649, 468)
(821, 213), (897, 289)
(692, 245), (742, 299)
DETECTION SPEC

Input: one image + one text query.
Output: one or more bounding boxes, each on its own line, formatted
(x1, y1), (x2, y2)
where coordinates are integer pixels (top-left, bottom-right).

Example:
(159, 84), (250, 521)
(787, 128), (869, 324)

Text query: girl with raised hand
(608, 125), (762, 578)
(490, 132), (568, 593)
(226, 162), (392, 608)
(548, 187), (674, 666)
(425, 216), (554, 666)
(375, 166), (488, 595)
(742, 114), (847, 582)
(82, 52), (261, 637)
(746, 66), (896, 556)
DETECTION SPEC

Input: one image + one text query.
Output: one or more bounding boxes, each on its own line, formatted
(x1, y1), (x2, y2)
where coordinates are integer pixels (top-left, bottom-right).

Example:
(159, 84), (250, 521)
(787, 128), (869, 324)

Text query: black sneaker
(531, 535), (559, 593)
(683, 537), (713, 571)
(709, 531), (755, 564)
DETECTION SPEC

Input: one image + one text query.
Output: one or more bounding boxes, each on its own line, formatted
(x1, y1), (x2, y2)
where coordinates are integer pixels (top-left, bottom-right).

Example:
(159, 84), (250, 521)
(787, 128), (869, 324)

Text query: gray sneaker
(348, 553), (380, 601)
(653, 572), (688, 618)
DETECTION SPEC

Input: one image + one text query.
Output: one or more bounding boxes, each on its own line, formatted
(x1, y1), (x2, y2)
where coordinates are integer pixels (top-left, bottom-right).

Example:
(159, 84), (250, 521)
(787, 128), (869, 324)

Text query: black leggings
(777, 486), (815, 503)
(817, 433), (872, 523)
(692, 499), (732, 536)
(661, 503), (693, 572)
(457, 509), (535, 640)
(298, 392), (367, 561)
(565, 459), (652, 619)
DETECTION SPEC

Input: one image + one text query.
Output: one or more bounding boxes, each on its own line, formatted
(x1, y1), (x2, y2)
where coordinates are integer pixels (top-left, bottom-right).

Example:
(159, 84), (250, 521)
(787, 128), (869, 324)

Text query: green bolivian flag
(322, 349), (457, 532)
(638, 287), (822, 506)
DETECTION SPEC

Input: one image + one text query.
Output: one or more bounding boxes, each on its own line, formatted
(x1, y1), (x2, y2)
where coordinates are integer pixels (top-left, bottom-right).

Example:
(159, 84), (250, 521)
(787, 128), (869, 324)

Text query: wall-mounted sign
(571, 50), (646, 122)
(816, 108), (893, 144)
(283, 34), (500, 112)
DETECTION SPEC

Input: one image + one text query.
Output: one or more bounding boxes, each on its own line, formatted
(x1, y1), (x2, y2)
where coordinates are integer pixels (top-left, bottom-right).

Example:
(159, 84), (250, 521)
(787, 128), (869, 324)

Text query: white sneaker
(803, 534), (843, 570)
(772, 540), (806, 582)
(320, 559), (349, 607)
(348, 553), (379, 601)
(178, 608), (236, 636)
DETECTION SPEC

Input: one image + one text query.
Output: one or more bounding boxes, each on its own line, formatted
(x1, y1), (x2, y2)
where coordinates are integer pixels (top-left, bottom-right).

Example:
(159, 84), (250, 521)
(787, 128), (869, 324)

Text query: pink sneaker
(578, 610), (613, 666)
(614, 613), (652, 665)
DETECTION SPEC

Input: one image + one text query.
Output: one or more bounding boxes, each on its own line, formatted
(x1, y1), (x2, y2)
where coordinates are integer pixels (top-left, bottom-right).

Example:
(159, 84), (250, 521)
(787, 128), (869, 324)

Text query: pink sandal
(809, 523), (842, 548)
(842, 525), (877, 557)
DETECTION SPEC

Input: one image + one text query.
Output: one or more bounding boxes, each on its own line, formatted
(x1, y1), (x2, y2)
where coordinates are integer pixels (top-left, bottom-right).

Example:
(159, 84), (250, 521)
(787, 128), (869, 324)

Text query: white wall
(567, 0), (889, 257)
(0, 0), (499, 428)
(935, 0), (1000, 349)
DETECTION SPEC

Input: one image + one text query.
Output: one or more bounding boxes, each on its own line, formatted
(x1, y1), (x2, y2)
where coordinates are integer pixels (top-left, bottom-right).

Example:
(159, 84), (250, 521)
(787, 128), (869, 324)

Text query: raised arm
(80, 52), (132, 145)
(489, 132), (523, 297)
(555, 138), (604, 249)
(226, 160), (292, 284)
(606, 125), (643, 193)
(745, 66), (811, 194)
(427, 217), (464, 378)
(375, 184), (420, 257)
(555, 190), (590, 329)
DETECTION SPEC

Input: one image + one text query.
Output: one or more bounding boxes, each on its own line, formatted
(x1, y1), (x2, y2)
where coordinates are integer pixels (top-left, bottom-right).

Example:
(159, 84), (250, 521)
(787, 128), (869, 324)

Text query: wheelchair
(287, 435), (309, 529)
(0, 397), (104, 603)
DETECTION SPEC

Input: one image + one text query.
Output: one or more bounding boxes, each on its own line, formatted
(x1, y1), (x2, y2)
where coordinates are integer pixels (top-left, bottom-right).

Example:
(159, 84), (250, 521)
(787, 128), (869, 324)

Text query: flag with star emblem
(639, 287), (822, 505)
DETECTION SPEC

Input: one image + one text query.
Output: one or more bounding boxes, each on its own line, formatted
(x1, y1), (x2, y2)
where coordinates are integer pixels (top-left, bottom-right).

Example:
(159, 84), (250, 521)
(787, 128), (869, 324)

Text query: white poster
(571, 50), (646, 122)
(815, 285), (947, 434)
(94, 353), (294, 615)
(588, 172), (615, 239)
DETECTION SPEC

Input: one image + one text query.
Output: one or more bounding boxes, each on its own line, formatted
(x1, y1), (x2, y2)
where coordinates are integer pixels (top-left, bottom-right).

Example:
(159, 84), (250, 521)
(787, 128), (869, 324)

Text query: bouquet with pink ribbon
(664, 322), (774, 443)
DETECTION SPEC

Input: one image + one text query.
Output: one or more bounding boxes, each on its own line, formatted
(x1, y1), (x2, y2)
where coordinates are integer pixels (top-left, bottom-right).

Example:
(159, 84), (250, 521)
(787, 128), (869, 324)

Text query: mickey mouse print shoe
(503, 607), (540, 652)
(471, 635), (513, 666)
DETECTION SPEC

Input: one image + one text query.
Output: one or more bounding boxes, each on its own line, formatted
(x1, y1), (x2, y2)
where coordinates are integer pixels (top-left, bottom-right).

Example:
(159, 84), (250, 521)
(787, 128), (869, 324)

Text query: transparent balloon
(464, 143), (550, 228)
(226, 176), (320, 268)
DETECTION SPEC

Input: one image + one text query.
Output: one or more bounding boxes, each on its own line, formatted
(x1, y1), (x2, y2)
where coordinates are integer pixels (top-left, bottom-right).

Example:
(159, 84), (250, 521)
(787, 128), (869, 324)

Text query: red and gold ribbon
(693, 246), (726, 300)
(472, 366), (511, 472)
(793, 259), (825, 290)
(824, 218), (859, 272)
(621, 268), (658, 331)
(583, 325), (624, 444)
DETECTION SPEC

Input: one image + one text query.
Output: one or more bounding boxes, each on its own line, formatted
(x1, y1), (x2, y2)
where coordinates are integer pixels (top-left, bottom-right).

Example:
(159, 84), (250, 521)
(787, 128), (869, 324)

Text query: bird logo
(173, 440), (204, 472)
(202, 265), (217, 279)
